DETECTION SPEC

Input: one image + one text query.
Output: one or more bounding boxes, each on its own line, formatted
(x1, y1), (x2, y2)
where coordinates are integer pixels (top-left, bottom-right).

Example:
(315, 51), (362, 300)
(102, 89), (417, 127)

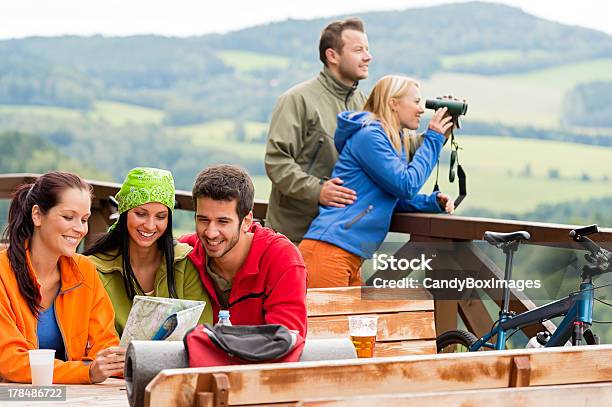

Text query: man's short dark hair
(319, 17), (365, 67)
(192, 165), (255, 221)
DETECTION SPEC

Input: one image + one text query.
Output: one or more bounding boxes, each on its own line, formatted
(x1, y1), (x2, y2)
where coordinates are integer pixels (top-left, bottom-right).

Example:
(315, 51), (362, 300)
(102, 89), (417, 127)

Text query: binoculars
(425, 98), (468, 117)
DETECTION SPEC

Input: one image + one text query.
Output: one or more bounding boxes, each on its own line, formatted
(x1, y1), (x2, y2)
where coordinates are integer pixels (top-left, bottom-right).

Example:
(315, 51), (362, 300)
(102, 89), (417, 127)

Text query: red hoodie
(179, 223), (307, 362)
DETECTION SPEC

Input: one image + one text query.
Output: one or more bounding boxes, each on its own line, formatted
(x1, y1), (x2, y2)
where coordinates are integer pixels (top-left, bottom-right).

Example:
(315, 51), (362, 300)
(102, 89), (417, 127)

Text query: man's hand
(436, 193), (454, 214)
(89, 346), (126, 384)
(319, 177), (357, 207)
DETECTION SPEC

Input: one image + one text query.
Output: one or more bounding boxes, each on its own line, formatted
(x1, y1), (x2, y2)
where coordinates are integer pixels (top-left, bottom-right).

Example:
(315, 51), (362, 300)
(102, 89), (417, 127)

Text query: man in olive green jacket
(265, 18), (372, 243)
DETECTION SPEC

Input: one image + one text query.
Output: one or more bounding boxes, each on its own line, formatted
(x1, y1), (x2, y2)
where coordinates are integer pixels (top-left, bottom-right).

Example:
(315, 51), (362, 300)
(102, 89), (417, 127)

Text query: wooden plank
(433, 300), (458, 336)
(236, 404), (301, 407)
(306, 287), (433, 317)
(509, 356), (531, 387)
(197, 392), (214, 407)
(211, 373), (230, 407)
(390, 212), (612, 246)
(374, 340), (437, 357)
(85, 204), (114, 248)
(458, 297), (495, 340)
(146, 372), (199, 407)
(146, 345), (612, 406)
(298, 382), (612, 407)
(307, 312), (435, 342)
(0, 173), (38, 195)
(529, 346), (612, 386)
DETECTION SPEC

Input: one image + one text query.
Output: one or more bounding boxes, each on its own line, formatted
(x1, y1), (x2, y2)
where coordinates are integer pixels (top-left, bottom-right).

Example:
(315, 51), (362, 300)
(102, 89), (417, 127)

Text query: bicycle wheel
(436, 330), (478, 353)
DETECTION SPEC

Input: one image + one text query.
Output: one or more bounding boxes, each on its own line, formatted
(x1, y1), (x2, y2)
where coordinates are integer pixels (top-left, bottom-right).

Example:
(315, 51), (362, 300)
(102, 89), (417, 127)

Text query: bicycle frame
(469, 281), (594, 351)
(457, 226), (609, 352)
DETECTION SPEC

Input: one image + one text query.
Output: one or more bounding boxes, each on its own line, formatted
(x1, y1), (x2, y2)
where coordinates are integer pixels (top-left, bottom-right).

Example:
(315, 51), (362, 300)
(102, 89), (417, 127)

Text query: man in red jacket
(179, 164), (307, 362)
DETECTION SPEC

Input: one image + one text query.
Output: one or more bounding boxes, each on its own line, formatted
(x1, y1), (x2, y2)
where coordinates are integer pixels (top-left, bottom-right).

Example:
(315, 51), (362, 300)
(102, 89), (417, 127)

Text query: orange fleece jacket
(0, 249), (119, 383)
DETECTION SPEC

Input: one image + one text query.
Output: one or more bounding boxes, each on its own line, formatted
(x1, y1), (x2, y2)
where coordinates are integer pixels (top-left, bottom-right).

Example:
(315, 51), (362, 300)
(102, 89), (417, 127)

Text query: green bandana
(109, 167), (175, 231)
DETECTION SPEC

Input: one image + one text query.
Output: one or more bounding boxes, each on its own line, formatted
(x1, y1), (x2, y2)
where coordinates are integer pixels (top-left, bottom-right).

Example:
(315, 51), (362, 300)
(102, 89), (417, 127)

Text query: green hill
(1, 2), (610, 128)
(0, 1), (610, 225)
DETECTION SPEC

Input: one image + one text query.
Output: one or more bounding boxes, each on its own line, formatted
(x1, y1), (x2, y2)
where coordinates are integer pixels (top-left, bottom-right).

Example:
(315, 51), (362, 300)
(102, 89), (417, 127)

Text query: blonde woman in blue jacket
(300, 75), (454, 288)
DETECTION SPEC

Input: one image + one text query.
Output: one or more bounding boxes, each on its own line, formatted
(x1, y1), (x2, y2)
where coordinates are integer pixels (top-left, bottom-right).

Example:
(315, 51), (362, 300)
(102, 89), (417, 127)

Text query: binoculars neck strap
(454, 164), (467, 208)
(433, 132), (467, 209)
(433, 163), (441, 193)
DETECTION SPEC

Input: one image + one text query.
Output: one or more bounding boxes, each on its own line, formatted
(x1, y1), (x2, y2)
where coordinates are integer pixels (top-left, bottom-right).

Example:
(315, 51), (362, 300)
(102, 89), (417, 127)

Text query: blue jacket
(303, 111), (446, 259)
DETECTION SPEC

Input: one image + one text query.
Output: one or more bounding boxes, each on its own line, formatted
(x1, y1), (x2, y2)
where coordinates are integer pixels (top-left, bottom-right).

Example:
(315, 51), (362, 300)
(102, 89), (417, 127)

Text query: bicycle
(437, 224), (612, 353)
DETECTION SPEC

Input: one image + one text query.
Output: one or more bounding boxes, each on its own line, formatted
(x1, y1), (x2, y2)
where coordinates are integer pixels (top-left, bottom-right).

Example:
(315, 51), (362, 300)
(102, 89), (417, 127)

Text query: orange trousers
(299, 239), (363, 288)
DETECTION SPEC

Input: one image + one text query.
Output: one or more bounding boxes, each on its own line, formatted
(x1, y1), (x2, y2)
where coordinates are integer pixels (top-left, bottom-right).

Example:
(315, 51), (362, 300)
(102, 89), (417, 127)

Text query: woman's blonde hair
(363, 75), (419, 154)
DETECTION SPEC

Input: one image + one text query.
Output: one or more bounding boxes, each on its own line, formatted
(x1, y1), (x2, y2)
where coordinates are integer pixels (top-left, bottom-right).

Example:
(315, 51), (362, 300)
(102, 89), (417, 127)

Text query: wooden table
(0, 378), (129, 406)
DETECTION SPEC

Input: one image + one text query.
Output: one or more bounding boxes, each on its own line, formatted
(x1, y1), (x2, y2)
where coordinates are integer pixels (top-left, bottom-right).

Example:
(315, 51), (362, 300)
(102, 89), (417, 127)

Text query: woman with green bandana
(84, 167), (212, 336)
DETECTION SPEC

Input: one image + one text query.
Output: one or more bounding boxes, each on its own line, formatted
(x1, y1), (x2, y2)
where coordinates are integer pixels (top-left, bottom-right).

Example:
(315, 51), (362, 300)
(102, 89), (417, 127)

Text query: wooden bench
(144, 345), (612, 406)
(298, 382), (612, 406)
(306, 286), (436, 356)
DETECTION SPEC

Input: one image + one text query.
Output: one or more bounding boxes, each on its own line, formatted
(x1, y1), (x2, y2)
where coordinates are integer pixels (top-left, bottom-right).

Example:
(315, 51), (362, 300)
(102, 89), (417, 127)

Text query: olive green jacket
(88, 243), (213, 336)
(265, 67), (367, 243)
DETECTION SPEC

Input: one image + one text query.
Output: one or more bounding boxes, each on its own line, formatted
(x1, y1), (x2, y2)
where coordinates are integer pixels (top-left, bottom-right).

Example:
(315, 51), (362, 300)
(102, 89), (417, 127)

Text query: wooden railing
(144, 345), (612, 406)
(2, 173), (611, 340)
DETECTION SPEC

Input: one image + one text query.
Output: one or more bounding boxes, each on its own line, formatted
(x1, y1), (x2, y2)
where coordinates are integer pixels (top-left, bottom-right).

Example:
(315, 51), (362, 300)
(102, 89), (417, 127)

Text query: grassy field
(421, 72), (562, 127)
(173, 119), (268, 160)
(87, 101), (165, 125)
(502, 58), (612, 91)
(425, 135), (612, 213)
(217, 50), (291, 72)
(249, 135), (612, 213)
(441, 50), (553, 69)
(0, 100), (165, 126)
(174, 120), (235, 142)
(3, 56), (611, 132)
(450, 136), (611, 178)
(0, 104), (84, 120)
(422, 57), (612, 128)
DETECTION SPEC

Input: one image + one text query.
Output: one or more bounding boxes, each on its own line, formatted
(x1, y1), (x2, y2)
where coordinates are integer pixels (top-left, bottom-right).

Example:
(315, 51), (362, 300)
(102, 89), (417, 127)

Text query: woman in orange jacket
(0, 171), (123, 384)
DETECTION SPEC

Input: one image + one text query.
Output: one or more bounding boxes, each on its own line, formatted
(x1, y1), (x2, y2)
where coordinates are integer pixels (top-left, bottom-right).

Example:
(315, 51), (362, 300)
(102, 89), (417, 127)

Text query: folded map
(120, 296), (206, 346)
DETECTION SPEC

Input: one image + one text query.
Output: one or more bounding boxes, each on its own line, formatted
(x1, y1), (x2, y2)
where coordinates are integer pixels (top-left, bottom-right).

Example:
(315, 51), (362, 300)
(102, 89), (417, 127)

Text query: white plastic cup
(28, 349), (55, 385)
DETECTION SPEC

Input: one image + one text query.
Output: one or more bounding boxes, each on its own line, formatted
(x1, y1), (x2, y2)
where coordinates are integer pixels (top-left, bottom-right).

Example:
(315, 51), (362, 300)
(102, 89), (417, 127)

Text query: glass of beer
(348, 316), (377, 358)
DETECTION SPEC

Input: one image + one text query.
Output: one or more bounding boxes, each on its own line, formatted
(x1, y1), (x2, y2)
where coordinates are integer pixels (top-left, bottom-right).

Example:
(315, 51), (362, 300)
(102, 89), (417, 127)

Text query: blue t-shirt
(37, 302), (66, 361)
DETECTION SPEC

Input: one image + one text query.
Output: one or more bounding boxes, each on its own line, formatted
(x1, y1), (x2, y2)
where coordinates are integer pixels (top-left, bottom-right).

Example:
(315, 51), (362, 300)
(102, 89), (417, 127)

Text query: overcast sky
(1, 0), (610, 39)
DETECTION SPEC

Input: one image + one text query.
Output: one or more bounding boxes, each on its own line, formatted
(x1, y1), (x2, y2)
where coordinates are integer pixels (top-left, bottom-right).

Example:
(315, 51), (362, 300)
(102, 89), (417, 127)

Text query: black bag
(202, 324), (295, 362)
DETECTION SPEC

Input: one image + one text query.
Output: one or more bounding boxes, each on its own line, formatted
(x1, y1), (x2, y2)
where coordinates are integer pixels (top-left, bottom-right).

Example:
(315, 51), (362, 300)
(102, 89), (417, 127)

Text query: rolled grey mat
(125, 340), (188, 407)
(298, 338), (358, 361)
(125, 338), (357, 406)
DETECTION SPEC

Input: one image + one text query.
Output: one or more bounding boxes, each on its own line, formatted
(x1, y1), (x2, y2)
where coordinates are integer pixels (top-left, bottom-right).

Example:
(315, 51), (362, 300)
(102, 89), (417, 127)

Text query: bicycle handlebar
(570, 224), (604, 254)
(570, 224), (612, 276)
(573, 234), (606, 256)
(569, 224), (599, 238)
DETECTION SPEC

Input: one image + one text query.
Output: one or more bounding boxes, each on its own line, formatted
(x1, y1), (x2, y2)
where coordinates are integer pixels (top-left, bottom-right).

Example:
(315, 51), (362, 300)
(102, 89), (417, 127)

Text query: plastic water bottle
(526, 331), (549, 348)
(217, 310), (232, 326)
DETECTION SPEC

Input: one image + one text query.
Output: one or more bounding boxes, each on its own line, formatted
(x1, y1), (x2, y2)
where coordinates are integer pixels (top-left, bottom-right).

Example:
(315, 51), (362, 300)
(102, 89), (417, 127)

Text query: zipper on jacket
(50, 282), (82, 361)
(228, 291), (267, 308)
(306, 138), (324, 173)
(343, 205), (374, 229)
(345, 82), (358, 109)
(53, 294), (69, 361)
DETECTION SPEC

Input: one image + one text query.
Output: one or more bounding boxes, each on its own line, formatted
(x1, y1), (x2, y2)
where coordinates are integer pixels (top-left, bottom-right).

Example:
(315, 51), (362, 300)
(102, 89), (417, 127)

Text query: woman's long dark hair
(2, 172), (91, 317)
(83, 209), (177, 300)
